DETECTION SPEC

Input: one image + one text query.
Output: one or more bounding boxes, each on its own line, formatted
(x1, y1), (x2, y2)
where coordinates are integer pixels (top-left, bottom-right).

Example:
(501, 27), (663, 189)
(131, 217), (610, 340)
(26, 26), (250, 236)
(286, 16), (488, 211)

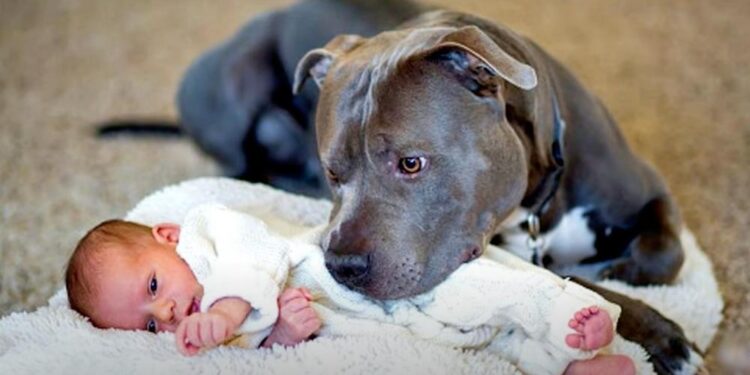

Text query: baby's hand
(261, 287), (321, 348)
(175, 311), (233, 356)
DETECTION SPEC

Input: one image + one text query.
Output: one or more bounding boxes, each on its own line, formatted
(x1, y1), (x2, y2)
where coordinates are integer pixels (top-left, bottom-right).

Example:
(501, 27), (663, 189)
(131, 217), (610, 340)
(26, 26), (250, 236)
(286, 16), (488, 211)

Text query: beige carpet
(1, 0), (748, 372)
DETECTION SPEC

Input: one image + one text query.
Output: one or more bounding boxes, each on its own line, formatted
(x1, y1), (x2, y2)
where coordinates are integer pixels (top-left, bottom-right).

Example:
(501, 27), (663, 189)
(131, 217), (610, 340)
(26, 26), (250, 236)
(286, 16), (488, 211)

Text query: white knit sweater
(177, 204), (621, 375)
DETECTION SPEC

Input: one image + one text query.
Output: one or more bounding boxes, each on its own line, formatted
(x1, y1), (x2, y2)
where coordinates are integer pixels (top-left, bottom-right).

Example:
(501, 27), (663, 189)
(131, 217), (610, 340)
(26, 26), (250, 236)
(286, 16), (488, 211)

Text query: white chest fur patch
(498, 207), (597, 266)
(544, 207), (597, 265)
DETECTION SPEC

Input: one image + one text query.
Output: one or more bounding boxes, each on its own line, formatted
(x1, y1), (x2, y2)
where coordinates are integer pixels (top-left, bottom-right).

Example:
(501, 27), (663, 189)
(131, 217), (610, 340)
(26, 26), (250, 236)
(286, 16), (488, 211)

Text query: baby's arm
(173, 287), (320, 354)
(261, 287), (321, 348)
(175, 297), (252, 356)
(180, 204), (295, 348)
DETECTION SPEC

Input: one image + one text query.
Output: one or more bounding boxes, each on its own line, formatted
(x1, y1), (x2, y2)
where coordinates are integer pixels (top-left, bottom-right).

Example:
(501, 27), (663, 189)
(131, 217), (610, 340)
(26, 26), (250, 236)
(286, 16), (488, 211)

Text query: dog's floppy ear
(293, 34), (365, 94)
(293, 49), (333, 94)
(426, 26), (537, 92)
(423, 26), (563, 210)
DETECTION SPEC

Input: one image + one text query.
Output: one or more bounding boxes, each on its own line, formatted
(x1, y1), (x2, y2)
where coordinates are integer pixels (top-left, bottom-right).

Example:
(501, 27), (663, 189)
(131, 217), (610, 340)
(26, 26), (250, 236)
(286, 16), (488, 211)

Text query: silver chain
(526, 213), (544, 266)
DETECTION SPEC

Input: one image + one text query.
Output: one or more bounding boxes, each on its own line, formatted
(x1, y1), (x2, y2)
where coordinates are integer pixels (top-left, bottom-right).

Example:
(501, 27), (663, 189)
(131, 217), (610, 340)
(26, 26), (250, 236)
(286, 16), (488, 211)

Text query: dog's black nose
(325, 252), (371, 288)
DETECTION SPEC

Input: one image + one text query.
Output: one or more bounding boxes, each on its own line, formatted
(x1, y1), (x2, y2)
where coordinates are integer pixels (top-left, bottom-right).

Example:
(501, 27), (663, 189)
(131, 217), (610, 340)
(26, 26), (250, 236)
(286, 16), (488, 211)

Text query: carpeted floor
(1, 0), (748, 372)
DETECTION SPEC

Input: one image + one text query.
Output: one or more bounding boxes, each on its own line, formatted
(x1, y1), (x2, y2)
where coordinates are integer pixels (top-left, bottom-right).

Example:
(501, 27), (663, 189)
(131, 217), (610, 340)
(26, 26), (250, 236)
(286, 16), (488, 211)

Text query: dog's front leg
(569, 276), (702, 375)
(601, 196), (685, 285)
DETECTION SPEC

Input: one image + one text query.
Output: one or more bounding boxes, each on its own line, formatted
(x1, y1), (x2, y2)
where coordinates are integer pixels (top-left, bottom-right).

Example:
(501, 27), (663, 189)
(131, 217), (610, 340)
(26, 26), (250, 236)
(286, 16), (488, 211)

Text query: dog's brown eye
(325, 168), (340, 184)
(399, 157), (425, 175)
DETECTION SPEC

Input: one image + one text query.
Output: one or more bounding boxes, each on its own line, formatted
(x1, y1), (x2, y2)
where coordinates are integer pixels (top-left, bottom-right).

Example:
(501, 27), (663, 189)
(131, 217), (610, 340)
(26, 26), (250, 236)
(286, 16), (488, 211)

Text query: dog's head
(295, 24), (555, 299)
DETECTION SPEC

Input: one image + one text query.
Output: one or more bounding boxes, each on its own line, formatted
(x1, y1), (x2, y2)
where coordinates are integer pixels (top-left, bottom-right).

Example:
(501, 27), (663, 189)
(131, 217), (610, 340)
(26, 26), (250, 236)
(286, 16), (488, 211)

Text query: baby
(65, 219), (320, 354)
(65, 204), (634, 375)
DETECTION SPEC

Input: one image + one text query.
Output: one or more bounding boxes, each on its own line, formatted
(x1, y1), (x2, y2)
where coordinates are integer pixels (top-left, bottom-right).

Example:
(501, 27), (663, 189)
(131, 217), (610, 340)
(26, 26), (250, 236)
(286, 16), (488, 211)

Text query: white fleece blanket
(0, 178), (723, 374)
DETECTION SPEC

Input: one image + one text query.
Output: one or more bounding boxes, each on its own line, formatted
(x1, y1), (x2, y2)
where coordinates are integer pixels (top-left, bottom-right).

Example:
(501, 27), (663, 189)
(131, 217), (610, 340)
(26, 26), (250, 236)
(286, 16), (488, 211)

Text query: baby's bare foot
(564, 354), (635, 375)
(565, 306), (614, 350)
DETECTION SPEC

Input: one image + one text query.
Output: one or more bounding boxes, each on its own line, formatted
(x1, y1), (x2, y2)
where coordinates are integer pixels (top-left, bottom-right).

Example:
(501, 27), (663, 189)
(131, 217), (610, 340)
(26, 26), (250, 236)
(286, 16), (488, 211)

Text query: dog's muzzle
(324, 251), (371, 290)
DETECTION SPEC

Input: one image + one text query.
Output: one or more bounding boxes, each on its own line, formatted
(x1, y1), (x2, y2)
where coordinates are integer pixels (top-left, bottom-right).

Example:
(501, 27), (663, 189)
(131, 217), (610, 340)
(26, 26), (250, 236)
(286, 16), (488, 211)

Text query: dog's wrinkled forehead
(293, 24), (537, 104)
(323, 28), (456, 124)
(295, 26), (536, 154)
(358, 28), (455, 78)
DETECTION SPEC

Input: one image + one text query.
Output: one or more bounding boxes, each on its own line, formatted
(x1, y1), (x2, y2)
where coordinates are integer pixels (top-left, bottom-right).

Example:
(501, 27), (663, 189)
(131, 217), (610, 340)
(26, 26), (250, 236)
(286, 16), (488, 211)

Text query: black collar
(525, 94), (565, 265)
(524, 94), (566, 219)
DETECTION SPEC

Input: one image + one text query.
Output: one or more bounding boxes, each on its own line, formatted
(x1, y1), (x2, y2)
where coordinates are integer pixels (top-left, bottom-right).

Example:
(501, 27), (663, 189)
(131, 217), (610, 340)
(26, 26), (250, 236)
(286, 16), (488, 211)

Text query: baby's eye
(146, 319), (157, 333)
(149, 276), (158, 296)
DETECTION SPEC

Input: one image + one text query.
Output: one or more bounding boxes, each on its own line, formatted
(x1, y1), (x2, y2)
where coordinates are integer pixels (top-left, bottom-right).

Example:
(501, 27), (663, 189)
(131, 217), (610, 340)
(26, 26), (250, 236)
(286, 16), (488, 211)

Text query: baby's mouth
(188, 297), (200, 316)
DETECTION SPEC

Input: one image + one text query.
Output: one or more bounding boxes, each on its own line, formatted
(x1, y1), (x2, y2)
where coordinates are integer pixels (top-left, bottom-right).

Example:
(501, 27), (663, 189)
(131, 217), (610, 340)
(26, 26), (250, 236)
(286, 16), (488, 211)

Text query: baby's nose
(152, 298), (175, 323)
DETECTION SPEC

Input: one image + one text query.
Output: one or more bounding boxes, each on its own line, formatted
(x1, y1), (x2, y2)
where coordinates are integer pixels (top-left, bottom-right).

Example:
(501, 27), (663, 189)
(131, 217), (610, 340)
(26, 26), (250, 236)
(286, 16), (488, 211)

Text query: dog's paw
(620, 295), (703, 374)
(645, 335), (704, 375)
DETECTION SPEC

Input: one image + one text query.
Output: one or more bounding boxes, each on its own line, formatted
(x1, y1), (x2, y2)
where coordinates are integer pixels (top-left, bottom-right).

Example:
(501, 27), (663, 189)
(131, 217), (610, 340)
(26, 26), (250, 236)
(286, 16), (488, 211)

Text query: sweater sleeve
(513, 280), (621, 375)
(177, 204), (292, 347)
(413, 254), (621, 375)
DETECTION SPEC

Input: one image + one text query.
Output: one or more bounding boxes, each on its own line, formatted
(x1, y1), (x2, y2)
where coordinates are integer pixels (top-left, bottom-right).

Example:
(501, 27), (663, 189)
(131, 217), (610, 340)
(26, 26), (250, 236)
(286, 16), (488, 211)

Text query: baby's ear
(152, 223), (180, 245)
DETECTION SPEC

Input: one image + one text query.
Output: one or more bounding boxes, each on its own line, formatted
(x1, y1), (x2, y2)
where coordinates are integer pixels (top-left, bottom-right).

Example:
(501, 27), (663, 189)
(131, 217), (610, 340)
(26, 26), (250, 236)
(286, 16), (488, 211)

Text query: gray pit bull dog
(294, 9), (698, 375)
(99, 1), (699, 372)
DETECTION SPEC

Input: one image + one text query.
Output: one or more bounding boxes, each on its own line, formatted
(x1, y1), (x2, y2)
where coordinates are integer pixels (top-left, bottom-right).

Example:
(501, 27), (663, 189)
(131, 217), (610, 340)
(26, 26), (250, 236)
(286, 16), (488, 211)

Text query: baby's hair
(65, 219), (151, 326)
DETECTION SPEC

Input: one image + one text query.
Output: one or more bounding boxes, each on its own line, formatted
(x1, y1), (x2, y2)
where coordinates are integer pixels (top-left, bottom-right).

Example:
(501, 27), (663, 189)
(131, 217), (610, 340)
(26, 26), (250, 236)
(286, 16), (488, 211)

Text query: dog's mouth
(361, 254), (476, 300)
(325, 237), (486, 300)
(389, 243), (484, 299)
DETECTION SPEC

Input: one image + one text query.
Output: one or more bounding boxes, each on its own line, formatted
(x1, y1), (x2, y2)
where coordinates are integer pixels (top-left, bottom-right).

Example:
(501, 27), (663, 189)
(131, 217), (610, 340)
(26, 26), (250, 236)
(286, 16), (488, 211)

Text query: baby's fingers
(279, 288), (305, 305)
(186, 319), (203, 352)
(175, 321), (199, 356)
(280, 298), (311, 314)
(298, 287), (314, 301)
(303, 314), (322, 332)
(199, 318), (216, 348)
(301, 308), (321, 327)
(175, 322), (188, 354)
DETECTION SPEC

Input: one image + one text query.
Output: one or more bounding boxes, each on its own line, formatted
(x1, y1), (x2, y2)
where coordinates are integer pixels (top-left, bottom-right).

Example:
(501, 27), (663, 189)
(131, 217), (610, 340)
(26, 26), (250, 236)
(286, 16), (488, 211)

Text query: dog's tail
(95, 119), (183, 138)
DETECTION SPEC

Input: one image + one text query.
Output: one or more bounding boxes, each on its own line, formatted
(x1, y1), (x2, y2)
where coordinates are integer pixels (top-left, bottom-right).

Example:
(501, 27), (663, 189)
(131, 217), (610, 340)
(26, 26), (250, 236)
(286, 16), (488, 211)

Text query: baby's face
(90, 227), (204, 333)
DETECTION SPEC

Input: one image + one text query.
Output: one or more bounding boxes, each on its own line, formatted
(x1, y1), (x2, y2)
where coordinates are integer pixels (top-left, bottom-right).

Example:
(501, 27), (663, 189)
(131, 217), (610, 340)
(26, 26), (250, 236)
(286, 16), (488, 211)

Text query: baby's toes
(565, 333), (583, 348)
(574, 307), (593, 323)
(575, 311), (585, 322)
(569, 318), (585, 333)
